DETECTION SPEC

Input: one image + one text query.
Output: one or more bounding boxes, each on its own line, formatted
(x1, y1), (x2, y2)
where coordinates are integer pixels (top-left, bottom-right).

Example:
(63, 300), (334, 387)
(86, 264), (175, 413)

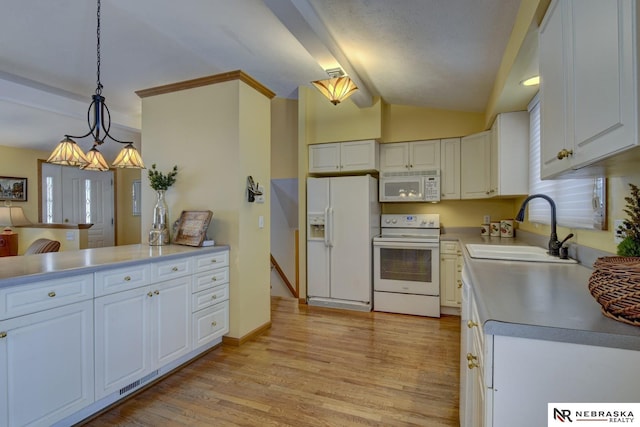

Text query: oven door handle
(372, 241), (439, 249)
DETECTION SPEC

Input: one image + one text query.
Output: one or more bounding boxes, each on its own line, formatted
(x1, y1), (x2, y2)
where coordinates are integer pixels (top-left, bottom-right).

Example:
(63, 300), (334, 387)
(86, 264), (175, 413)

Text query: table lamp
(0, 205), (32, 257)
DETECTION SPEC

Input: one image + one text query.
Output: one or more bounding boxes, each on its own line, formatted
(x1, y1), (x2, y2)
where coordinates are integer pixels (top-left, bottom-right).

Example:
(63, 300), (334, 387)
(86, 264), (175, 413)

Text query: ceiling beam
(264, 0), (374, 108)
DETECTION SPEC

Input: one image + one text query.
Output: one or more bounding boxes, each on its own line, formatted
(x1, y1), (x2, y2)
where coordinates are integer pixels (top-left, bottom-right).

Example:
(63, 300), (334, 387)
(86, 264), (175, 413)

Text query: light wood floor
(84, 297), (461, 426)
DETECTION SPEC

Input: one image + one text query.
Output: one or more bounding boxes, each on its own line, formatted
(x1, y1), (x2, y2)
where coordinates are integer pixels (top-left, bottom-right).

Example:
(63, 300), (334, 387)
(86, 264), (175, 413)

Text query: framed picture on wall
(173, 210), (213, 246)
(0, 176), (27, 202)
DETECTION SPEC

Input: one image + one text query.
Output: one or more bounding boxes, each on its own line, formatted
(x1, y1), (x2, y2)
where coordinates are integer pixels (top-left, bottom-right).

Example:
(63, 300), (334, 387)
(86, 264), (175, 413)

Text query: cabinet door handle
(467, 320), (478, 329)
(148, 291), (154, 297)
(124, 276), (131, 281)
(0, 332), (6, 339)
(466, 353), (478, 361)
(48, 291), (56, 298)
(557, 148), (573, 160)
(171, 266), (179, 272)
(154, 290), (160, 295)
(211, 321), (217, 327)
(468, 361), (479, 369)
(211, 295), (217, 300)
(457, 280), (463, 289)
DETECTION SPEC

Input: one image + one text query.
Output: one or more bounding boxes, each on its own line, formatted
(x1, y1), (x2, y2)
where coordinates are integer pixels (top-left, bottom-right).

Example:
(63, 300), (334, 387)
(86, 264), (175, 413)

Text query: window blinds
(527, 96), (603, 229)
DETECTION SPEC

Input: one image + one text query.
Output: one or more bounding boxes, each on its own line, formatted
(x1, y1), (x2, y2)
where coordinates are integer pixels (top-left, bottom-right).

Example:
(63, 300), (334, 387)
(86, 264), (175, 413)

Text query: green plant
(148, 164), (178, 191)
(617, 183), (640, 257)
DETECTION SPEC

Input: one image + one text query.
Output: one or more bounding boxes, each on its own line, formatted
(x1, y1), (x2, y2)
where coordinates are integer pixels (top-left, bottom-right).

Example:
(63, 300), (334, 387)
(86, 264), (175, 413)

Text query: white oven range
(373, 214), (440, 317)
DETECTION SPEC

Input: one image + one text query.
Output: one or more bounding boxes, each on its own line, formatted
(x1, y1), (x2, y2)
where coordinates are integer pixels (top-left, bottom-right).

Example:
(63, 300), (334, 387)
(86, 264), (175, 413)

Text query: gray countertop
(449, 233), (640, 351)
(0, 244), (229, 289)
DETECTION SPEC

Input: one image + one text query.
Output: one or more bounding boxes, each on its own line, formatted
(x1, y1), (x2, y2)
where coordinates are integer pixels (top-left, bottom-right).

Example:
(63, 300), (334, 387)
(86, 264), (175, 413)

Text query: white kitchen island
(0, 244), (230, 427)
(456, 235), (640, 427)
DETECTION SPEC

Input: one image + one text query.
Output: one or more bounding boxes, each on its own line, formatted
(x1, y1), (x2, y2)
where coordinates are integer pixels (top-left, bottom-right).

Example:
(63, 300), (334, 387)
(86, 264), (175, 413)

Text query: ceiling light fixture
(311, 68), (358, 105)
(520, 75), (540, 87)
(47, 0), (144, 171)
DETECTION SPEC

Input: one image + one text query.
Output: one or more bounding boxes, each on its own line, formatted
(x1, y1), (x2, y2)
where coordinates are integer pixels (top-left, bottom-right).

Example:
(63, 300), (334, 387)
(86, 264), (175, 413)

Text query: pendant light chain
(96, 0), (102, 95)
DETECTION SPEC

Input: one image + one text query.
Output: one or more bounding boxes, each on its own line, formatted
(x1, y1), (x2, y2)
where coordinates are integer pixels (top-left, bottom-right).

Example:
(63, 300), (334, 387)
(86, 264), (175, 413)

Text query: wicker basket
(588, 256), (640, 326)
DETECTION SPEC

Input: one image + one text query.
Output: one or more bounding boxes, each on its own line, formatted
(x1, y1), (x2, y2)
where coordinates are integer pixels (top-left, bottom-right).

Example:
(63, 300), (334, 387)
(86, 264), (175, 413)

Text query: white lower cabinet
(0, 300), (94, 427)
(94, 275), (191, 400)
(440, 241), (462, 309)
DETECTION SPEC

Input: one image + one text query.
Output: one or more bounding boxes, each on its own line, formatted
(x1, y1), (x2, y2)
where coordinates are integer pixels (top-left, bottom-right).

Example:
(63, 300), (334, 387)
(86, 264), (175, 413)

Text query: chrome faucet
(515, 194), (573, 257)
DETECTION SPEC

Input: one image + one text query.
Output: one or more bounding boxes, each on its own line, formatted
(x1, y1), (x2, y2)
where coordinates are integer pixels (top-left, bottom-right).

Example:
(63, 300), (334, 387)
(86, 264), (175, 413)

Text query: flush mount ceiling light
(311, 68), (358, 105)
(520, 75), (540, 87)
(47, 0), (144, 171)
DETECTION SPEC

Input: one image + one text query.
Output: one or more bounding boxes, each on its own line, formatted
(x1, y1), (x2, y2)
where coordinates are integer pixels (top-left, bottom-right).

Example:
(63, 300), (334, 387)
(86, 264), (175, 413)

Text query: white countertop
(451, 234), (640, 351)
(0, 244), (229, 288)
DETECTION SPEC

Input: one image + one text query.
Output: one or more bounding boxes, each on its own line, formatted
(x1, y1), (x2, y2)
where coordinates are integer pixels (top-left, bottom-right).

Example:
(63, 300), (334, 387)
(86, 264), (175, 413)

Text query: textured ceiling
(0, 0), (530, 157)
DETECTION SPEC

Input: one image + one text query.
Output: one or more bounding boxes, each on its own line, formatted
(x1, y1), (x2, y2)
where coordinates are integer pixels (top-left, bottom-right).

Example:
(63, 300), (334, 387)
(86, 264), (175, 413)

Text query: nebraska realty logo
(549, 403), (640, 425)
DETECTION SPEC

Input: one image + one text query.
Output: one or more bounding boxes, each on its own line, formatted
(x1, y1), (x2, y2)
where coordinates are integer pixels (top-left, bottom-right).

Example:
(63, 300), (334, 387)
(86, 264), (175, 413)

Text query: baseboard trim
(222, 321), (272, 346)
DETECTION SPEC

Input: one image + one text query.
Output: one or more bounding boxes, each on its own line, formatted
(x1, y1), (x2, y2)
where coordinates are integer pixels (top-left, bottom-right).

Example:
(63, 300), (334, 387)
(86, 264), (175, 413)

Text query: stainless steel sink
(465, 244), (577, 264)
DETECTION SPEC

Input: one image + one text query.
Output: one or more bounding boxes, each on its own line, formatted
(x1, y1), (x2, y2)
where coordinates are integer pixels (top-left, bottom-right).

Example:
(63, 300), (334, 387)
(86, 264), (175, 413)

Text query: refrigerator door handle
(324, 207), (330, 247)
(328, 207), (334, 247)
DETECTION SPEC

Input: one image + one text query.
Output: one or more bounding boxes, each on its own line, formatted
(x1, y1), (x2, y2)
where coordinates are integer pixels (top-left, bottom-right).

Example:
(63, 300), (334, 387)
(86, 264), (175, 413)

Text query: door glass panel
(380, 248), (432, 282)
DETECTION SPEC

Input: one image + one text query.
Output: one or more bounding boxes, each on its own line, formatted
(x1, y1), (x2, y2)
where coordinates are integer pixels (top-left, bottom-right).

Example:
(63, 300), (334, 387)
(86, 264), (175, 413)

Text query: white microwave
(379, 170), (440, 202)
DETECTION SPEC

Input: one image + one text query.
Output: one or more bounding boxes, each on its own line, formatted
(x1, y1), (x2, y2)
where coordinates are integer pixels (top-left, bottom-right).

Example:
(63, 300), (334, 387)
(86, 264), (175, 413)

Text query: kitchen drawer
(95, 264), (152, 296)
(192, 267), (229, 293)
(193, 250), (229, 273)
(192, 283), (229, 312)
(192, 300), (229, 349)
(0, 273), (93, 320)
(151, 257), (193, 281)
(441, 241), (460, 255)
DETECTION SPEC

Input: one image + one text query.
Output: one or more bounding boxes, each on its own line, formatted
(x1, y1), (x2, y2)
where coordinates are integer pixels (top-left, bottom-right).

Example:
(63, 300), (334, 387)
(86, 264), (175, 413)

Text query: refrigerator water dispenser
(308, 214), (325, 240)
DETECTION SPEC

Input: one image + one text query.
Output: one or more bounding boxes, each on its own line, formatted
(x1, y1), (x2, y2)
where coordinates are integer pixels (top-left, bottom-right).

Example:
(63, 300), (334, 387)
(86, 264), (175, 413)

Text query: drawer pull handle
(124, 276), (131, 281)
(211, 259), (218, 263)
(0, 332), (6, 339)
(212, 276), (217, 281)
(148, 292), (154, 297)
(557, 148), (573, 160)
(211, 295), (217, 300)
(211, 321), (217, 327)
(48, 291), (56, 298)
(172, 267), (179, 272)
(154, 290), (160, 295)
(466, 353), (477, 361)
(468, 361), (479, 369)
(467, 320), (478, 329)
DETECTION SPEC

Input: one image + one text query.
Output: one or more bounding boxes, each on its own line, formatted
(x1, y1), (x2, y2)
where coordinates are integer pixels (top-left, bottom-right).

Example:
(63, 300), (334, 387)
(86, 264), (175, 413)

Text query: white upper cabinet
(490, 111), (529, 196)
(461, 131), (491, 199)
(380, 140), (441, 172)
(440, 138), (461, 200)
(539, 0), (637, 179)
(309, 140), (378, 174)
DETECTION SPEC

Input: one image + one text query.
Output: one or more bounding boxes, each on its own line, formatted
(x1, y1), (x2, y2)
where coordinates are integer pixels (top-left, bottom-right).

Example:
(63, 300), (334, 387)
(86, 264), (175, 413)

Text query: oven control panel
(381, 214), (440, 229)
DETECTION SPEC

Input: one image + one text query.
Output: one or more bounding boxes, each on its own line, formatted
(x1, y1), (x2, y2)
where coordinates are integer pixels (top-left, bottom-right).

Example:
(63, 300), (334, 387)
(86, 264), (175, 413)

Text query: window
(528, 95), (605, 229)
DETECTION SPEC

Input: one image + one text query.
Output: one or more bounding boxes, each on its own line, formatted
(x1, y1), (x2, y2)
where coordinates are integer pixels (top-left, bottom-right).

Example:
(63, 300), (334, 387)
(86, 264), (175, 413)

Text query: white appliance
(379, 170), (440, 202)
(307, 175), (380, 311)
(373, 213), (440, 317)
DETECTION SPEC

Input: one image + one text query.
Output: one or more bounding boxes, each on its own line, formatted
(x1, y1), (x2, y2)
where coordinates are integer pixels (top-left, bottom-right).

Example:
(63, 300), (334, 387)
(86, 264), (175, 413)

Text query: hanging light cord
(65, 0), (131, 146)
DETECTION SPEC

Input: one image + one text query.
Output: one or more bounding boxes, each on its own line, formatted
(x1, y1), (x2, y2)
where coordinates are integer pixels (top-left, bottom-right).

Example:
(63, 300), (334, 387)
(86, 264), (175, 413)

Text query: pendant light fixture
(311, 68), (358, 105)
(47, 0), (144, 171)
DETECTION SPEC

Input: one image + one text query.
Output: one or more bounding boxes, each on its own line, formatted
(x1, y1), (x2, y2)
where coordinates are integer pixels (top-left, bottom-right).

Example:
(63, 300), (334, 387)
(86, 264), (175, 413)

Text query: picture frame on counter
(173, 210), (213, 247)
(0, 176), (27, 201)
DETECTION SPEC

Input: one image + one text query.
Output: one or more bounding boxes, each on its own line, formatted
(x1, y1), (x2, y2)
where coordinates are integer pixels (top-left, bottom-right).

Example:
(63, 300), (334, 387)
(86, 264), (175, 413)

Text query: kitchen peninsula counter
(447, 233), (640, 351)
(0, 243), (229, 288)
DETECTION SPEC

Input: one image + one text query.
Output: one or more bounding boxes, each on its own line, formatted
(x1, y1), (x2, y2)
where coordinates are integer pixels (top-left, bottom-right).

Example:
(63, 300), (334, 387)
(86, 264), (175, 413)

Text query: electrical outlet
(483, 215), (490, 224)
(614, 219), (625, 244)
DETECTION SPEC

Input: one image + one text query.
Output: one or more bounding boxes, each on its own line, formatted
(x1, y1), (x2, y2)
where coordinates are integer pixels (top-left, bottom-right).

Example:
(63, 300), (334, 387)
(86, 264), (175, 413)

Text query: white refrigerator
(306, 175), (380, 311)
